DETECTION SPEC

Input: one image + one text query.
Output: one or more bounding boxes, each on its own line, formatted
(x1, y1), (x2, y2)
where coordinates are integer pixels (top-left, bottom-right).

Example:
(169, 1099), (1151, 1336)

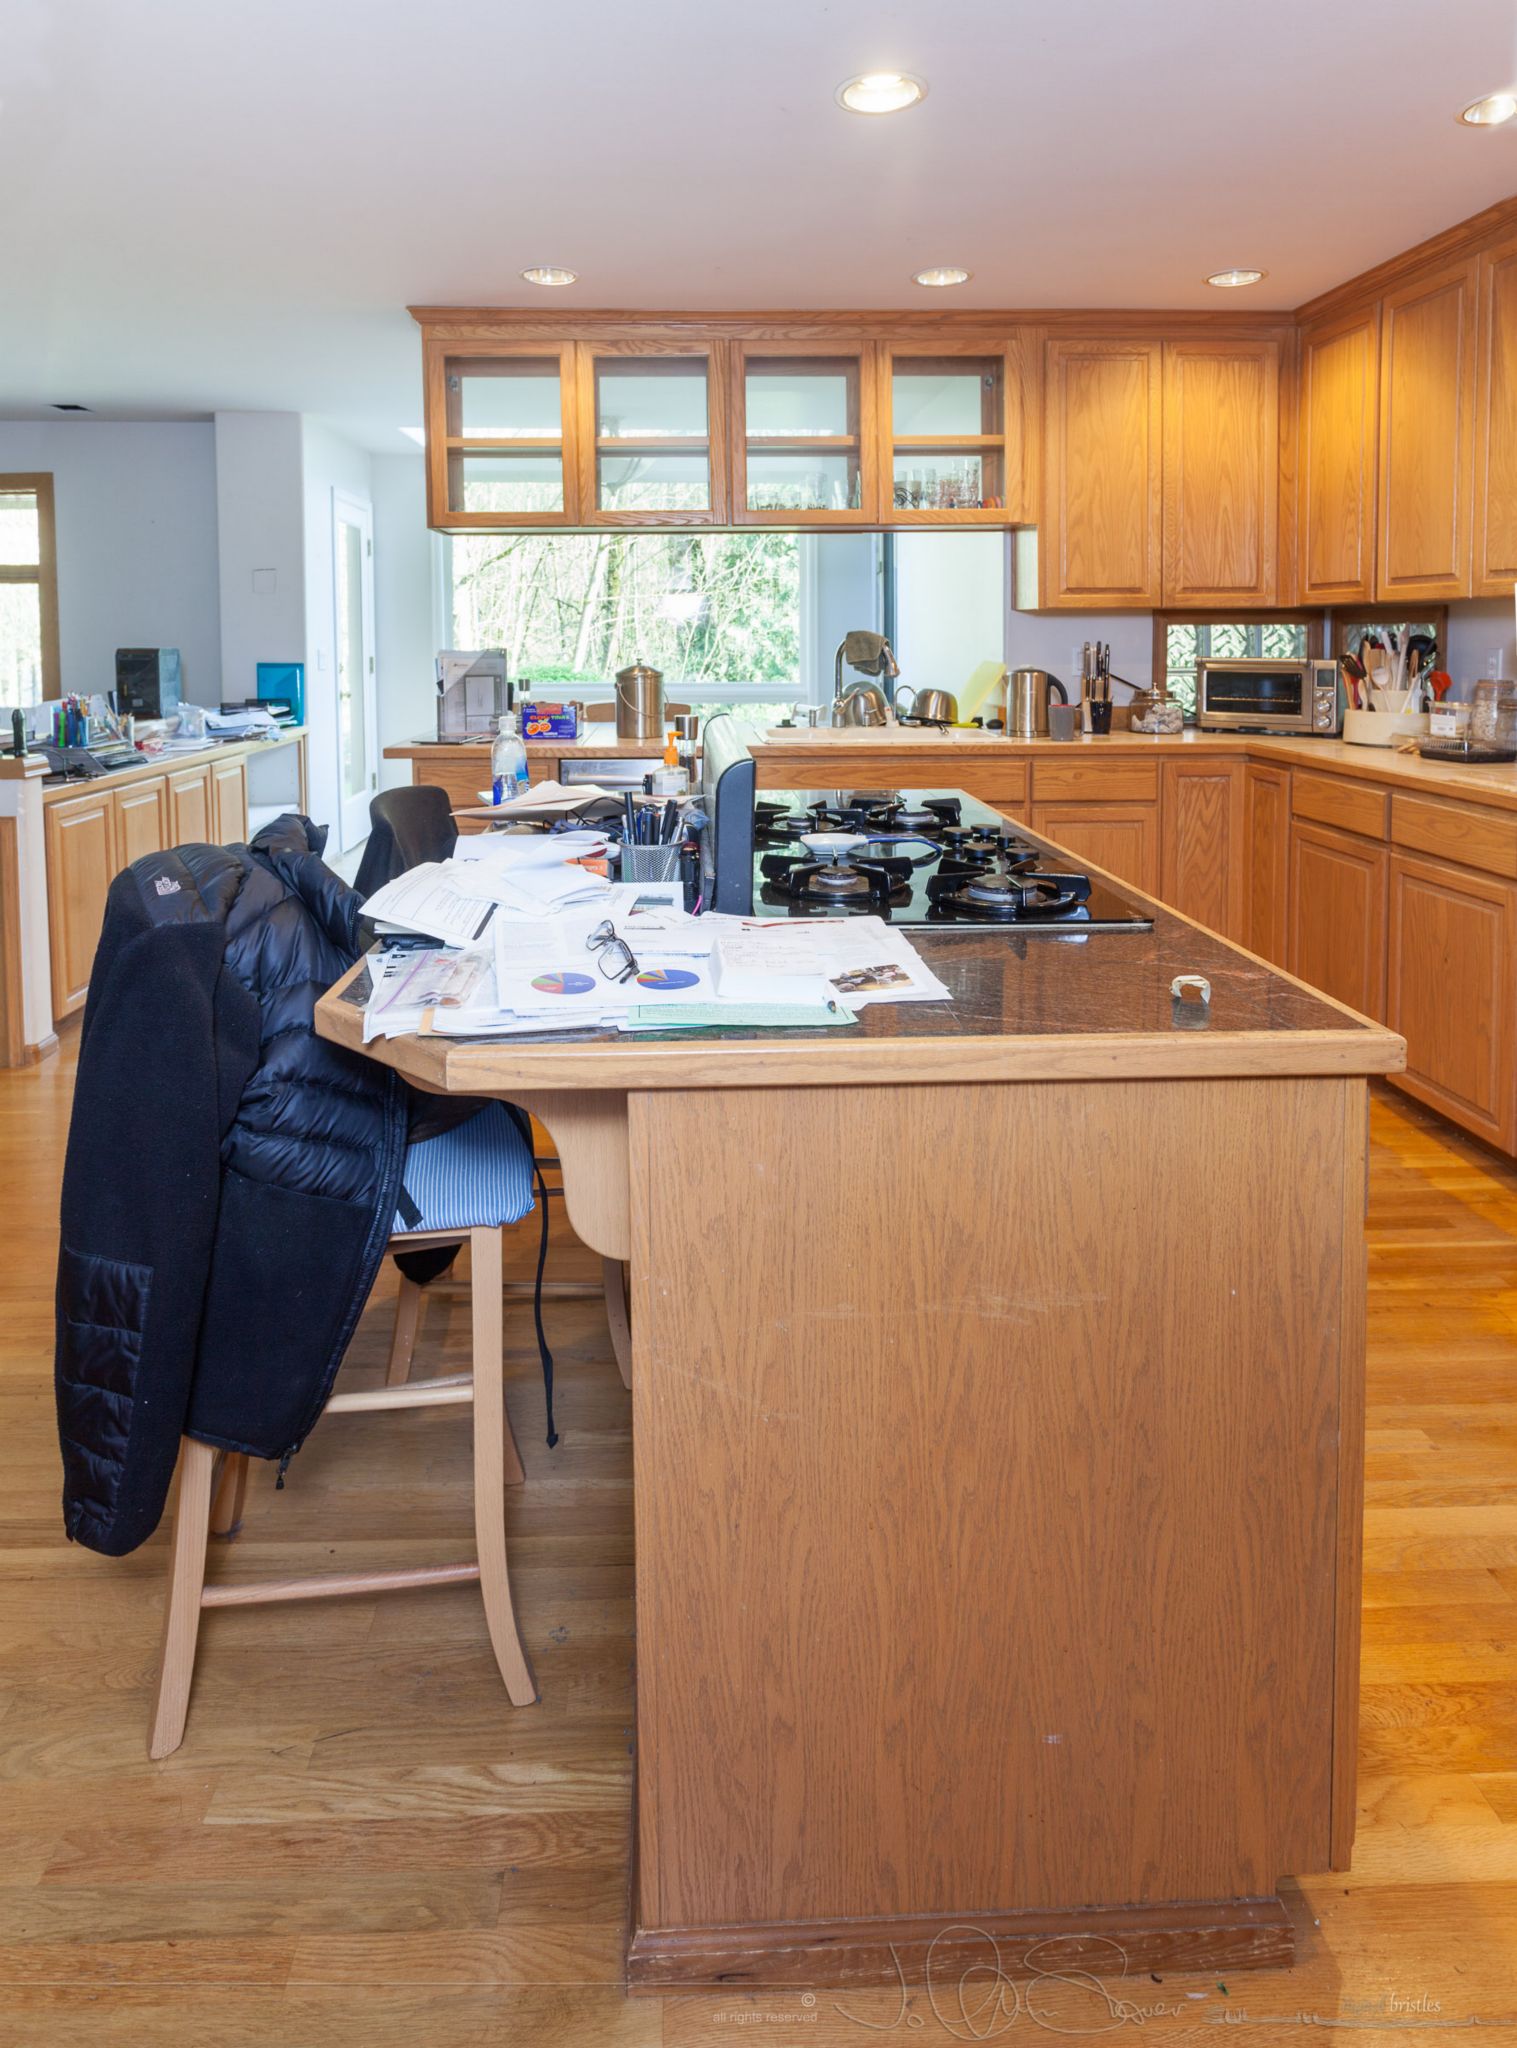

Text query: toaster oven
(1197, 658), (1341, 735)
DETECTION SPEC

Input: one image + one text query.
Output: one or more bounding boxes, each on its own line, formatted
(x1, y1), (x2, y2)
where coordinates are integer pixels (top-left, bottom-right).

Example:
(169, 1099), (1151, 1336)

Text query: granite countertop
(315, 804), (1404, 1091)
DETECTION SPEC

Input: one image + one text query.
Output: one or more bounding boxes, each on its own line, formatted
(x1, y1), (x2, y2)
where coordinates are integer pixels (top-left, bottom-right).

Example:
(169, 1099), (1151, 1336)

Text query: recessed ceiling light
(913, 265), (971, 288)
(1206, 268), (1267, 288)
(521, 265), (578, 287)
(1458, 92), (1517, 126)
(836, 72), (926, 115)
(399, 427), (426, 446)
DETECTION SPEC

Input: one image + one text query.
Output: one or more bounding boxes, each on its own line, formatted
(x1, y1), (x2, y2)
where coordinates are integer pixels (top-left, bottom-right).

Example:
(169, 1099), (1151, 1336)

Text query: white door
(333, 490), (377, 850)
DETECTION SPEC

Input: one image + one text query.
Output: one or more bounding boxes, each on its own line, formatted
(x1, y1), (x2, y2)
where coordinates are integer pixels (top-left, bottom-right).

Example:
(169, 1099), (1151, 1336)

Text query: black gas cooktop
(751, 791), (1154, 933)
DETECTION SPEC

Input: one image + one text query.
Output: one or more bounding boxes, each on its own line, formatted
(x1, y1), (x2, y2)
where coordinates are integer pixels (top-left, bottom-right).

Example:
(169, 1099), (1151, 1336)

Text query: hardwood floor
(5, 1043), (1517, 2041)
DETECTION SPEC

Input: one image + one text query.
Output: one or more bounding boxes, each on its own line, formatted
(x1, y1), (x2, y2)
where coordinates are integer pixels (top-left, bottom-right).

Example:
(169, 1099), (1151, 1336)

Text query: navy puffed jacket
(54, 815), (410, 1556)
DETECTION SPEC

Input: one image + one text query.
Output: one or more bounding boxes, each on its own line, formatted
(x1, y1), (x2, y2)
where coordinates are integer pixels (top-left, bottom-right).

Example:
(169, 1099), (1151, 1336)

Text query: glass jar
(1470, 679), (1517, 750)
(1130, 692), (1184, 735)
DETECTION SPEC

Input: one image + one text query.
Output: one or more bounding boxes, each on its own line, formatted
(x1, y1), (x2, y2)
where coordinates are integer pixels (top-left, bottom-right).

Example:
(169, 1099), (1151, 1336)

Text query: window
(1329, 606), (1447, 669)
(1155, 612), (1322, 720)
(0, 475), (59, 708)
(449, 530), (804, 726)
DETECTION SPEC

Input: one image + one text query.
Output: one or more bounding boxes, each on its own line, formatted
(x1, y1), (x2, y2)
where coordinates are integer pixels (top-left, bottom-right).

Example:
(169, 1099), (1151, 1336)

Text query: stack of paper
(364, 946), (491, 1041)
(456, 780), (622, 818)
(712, 917), (950, 1009)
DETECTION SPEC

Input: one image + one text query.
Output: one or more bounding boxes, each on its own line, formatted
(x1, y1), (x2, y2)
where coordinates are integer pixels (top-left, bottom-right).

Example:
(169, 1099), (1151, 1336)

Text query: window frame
(1152, 608), (1325, 718)
(1325, 603), (1449, 661)
(443, 526), (813, 706)
(0, 473), (60, 706)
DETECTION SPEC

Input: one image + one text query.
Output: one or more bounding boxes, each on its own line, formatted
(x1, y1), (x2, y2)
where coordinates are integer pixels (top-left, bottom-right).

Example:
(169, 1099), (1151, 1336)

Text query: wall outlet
(251, 568), (277, 596)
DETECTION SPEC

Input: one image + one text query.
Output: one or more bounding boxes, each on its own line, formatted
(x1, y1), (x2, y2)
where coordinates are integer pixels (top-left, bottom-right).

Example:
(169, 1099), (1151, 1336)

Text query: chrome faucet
(832, 631), (900, 725)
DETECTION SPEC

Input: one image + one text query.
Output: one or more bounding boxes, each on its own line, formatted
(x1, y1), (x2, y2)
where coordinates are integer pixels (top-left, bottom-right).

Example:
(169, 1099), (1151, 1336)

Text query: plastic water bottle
(490, 708), (527, 806)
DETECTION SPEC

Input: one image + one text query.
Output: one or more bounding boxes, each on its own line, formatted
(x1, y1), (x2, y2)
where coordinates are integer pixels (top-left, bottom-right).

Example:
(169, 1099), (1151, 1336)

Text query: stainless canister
(614, 662), (665, 742)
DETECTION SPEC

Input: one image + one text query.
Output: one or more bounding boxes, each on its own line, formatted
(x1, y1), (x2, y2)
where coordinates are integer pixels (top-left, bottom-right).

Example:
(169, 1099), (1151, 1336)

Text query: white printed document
(361, 865), (499, 949)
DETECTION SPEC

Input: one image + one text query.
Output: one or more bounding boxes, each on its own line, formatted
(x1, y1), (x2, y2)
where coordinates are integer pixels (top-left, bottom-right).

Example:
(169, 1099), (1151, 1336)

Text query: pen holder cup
(619, 845), (683, 884)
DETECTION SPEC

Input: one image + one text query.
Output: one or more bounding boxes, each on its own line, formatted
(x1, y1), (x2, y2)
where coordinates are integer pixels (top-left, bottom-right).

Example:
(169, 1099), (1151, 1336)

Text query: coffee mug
(1089, 700), (1113, 734)
(1048, 702), (1078, 742)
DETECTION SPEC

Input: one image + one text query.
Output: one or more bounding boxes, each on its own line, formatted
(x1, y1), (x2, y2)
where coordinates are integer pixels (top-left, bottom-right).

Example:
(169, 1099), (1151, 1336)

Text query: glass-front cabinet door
(577, 344), (726, 523)
(431, 344), (578, 525)
(881, 345), (1012, 524)
(736, 344), (878, 523)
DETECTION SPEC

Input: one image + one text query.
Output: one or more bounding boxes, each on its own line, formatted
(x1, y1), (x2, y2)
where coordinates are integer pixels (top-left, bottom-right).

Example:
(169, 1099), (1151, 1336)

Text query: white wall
(301, 421), (373, 848)
(0, 419), (221, 703)
(214, 410), (306, 707)
(371, 452), (439, 786)
(893, 532), (1007, 696)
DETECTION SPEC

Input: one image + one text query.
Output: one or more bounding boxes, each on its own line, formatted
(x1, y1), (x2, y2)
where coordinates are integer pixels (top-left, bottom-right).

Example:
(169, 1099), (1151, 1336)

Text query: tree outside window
(451, 530), (803, 724)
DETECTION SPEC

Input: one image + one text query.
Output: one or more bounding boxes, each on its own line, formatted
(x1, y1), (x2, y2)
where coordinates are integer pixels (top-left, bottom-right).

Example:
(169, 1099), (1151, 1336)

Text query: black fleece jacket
(55, 815), (410, 1557)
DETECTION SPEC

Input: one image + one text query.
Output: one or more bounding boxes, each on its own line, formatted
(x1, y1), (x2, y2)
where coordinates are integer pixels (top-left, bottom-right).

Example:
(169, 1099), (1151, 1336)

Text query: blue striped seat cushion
(394, 1102), (536, 1233)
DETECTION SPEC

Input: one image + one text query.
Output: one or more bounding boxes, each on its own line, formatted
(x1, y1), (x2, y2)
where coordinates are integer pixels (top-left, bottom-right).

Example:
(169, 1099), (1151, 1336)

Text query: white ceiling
(4, 0), (1517, 451)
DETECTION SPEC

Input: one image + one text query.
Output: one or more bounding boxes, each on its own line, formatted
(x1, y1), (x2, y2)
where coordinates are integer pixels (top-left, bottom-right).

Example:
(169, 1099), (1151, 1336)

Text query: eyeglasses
(587, 919), (639, 983)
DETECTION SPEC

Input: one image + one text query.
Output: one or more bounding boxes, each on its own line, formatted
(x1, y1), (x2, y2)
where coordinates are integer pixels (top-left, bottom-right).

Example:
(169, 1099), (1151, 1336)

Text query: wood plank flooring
(4, 1044), (1517, 2042)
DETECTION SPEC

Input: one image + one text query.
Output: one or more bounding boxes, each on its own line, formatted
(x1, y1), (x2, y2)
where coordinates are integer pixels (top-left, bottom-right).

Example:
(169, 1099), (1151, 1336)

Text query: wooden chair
(147, 1224), (535, 1760)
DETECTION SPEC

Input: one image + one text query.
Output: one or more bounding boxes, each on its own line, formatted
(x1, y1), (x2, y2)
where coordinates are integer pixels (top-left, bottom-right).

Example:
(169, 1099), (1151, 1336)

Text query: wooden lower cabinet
(44, 789), (118, 1017)
(1160, 759), (1245, 942)
(1289, 820), (1388, 1022)
(114, 775), (168, 868)
(1244, 764), (1290, 966)
(46, 758), (261, 1024)
(167, 763), (213, 846)
(1030, 801), (1159, 896)
(211, 759), (249, 846)
(1387, 852), (1517, 1149)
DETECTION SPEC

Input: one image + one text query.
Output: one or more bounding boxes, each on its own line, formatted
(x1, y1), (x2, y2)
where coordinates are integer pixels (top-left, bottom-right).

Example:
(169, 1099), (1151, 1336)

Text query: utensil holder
(1343, 707), (1428, 749)
(619, 845), (682, 884)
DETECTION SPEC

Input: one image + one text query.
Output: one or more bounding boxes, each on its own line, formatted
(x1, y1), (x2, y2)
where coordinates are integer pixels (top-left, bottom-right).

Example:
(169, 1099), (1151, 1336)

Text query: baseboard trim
(627, 1893), (1293, 1992)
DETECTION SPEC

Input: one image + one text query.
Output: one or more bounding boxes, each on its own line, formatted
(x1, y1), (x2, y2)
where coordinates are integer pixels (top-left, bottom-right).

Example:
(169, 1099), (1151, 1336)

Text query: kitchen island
(316, 799), (1402, 1992)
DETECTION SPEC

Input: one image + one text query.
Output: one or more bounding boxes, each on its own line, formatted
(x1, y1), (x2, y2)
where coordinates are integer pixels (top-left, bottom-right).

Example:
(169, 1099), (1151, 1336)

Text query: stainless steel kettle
(1005, 668), (1069, 738)
(834, 683), (890, 727)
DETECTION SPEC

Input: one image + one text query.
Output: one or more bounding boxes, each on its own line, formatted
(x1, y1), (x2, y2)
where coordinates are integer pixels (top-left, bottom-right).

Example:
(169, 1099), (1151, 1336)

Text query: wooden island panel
(628, 1075), (1358, 1986)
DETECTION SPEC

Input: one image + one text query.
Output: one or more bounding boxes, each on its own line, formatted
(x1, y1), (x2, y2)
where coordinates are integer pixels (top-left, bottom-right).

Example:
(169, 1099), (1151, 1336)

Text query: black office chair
(352, 784), (458, 900)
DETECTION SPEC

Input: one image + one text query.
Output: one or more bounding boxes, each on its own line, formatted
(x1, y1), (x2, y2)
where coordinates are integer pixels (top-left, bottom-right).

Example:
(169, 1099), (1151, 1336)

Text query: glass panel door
(741, 352), (871, 520)
(443, 354), (571, 521)
(333, 490), (376, 851)
(587, 351), (718, 519)
(887, 353), (1007, 519)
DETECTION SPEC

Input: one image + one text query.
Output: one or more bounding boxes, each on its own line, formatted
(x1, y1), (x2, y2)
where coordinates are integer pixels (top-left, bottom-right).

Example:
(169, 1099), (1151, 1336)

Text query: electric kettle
(1005, 668), (1069, 738)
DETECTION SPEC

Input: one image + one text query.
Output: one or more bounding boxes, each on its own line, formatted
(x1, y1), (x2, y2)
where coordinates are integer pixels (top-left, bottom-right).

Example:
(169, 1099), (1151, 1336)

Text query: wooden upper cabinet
(1298, 306), (1380, 602)
(878, 341), (1018, 525)
(1042, 338), (1162, 607)
(1475, 231), (1517, 595)
(1161, 340), (1280, 605)
(575, 341), (728, 525)
(424, 339), (580, 528)
(734, 342), (878, 524)
(1377, 258), (1478, 600)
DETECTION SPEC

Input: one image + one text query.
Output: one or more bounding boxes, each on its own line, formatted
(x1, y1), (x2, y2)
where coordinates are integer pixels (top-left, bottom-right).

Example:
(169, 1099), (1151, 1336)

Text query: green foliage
(452, 532), (802, 686)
